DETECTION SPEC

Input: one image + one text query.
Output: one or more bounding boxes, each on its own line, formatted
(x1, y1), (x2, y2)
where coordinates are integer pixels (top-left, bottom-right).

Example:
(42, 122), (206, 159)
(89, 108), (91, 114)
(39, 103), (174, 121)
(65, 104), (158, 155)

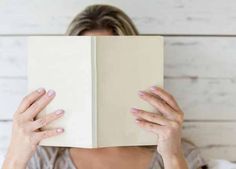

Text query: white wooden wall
(1, 0), (236, 163)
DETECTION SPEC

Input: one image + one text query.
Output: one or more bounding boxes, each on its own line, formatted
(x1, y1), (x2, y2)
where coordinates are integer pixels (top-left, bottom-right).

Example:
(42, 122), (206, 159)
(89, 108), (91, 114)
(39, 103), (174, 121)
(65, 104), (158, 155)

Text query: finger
(23, 89), (56, 120)
(30, 109), (65, 131)
(130, 108), (169, 125)
(33, 128), (64, 143)
(135, 119), (162, 134)
(150, 86), (181, 111)
(138, 91), (179, 121)
(16, 88), (45, 114)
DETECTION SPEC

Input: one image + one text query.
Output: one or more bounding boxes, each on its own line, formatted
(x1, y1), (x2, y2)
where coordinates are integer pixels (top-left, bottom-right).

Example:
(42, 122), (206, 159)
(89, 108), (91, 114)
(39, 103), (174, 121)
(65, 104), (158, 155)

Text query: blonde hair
(66, 4), (139, 35)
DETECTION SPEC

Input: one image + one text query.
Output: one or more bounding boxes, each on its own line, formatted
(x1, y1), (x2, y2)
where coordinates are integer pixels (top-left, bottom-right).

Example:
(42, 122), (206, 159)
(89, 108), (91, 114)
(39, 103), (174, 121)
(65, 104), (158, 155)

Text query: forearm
(2, 150), (28, 169)
(162, 153), (188, 169)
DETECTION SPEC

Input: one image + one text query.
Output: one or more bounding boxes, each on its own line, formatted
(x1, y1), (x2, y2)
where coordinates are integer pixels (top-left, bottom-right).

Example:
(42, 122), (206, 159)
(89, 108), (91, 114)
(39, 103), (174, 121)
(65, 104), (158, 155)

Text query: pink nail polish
(47, 89), (55, 97)
(150, 86), (157, 91)
(135, 119), (141, 123)
(130, 108), (138, 113)
(57, 128), (64, 133)
(37, 88), (44, 93)
(56, 109), (64, 115)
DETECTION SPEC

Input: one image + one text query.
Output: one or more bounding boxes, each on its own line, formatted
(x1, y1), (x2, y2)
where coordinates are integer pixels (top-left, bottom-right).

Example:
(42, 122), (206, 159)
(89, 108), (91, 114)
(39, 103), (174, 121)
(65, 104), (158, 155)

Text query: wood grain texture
(183, 122), (236, 161)
(1, 77), (236, 120)
(0, 121), (235, 161)
(0, 78), (27, 119)
(0, 0), (236, 35)
(1, 37), (236, 120)
(0, 122), (11, 154)
(165, 78), (236, 120)
(165, 37), (236, 78)
(0, 0), (236, 162)
(2, 37), (236, 78)
(0, 37), (27, 77)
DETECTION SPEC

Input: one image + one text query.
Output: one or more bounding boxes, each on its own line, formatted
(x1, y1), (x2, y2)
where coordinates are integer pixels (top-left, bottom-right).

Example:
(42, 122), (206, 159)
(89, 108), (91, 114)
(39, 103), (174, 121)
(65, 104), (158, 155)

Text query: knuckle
(150, 113), (156, 119)
(148, 123), (155, 128)
(176, 114), (184, 123)
(167, 94), (174, 100)
(138, 109), (144, 115)
(22, 95), (32, 105)
(37, 118), (47, 126)
(170, 121), (180, 129)
(150, 94), (157, 101)
(41, 131), (49, 139)
(158, 100), (166, 109)
(150, 113), (158, 121)
(31, 102), (40, 111)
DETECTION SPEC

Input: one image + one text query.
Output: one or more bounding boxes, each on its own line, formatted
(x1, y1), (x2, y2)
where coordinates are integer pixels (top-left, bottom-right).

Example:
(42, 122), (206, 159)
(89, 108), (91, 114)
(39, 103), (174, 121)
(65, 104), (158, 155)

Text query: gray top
(27, 140), (206, 169)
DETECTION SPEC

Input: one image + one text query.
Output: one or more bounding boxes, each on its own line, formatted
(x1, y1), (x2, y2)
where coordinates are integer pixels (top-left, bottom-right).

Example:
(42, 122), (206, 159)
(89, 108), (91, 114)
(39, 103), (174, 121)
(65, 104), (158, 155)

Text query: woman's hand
(2, 88), (64, 169)
(130, 86), (188, 169)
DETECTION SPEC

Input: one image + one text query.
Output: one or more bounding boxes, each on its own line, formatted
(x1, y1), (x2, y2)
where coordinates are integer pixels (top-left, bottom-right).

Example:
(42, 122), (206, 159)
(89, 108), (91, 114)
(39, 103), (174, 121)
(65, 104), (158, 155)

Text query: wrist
(161, 152), (188, 169)
(161, 150), (185, 160)
(3, 151), (28, 169)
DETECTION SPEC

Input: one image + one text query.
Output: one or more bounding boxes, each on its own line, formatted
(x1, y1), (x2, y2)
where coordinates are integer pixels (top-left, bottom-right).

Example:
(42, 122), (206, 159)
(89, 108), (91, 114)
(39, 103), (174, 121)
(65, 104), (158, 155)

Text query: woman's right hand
(2, 88), (65, 169)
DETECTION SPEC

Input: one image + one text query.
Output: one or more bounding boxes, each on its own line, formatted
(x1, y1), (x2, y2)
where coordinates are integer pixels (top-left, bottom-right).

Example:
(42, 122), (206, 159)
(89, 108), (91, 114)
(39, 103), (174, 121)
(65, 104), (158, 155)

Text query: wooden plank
(0, 37), (236, 120)
(0, 77), (235, 120)
(165, 78), (236, 120)
(165, 37), (236, 78)
(0, 78), (27, 119)
(0, 122), (11, 155)
(183, 122), (236, 161)
(1, 36), (236, 78)
(0, 121), (235, 162)
(0, 78), (236, 120)
(0, 0), (236, 34)
(0, 37), (27, 77)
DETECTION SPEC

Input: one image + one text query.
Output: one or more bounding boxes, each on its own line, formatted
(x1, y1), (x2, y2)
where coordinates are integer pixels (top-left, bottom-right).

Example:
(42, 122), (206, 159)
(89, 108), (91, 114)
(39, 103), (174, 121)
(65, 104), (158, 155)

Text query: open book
(28, 36), (164, 148)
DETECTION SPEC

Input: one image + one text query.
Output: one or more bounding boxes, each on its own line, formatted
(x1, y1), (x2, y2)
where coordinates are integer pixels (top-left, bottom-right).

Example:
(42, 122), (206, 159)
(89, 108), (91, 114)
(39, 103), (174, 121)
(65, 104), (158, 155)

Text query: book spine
(91, 36), (98, 148)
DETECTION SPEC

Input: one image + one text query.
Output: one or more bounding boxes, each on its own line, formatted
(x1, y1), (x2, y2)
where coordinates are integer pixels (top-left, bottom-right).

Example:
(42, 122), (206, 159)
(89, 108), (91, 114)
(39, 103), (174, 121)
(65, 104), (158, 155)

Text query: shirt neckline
(65, 148), (158, 169)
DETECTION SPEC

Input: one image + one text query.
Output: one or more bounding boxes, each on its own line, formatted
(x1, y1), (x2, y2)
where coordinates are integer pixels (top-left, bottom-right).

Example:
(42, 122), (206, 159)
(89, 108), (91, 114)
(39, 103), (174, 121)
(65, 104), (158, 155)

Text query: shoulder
(27, 146), (68, 169)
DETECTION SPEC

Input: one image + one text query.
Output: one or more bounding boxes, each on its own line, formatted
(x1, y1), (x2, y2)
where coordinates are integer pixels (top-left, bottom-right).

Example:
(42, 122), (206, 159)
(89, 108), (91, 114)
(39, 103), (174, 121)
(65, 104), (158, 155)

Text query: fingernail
(150, 86), (157, 91)
(135, 119), (141, 123)
(56, 109), (64, 115)
(47, 89), (55, 97)
(57, 128), (64, 133)
(138, 90), (145, 96)
(130, 108), (138, 113)
(37, 88), (45, 93)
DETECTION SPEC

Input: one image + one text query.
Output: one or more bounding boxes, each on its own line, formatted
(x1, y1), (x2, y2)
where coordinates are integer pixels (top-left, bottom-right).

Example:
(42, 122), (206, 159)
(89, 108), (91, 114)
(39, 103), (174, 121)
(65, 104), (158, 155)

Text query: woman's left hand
(130, 85), (184, 160)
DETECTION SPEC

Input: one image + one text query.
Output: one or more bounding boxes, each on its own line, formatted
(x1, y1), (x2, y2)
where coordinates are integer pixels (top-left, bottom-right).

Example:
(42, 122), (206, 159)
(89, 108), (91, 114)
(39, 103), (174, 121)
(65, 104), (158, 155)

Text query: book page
(28, 36), (93, 148)
(96, 36), (163, 147)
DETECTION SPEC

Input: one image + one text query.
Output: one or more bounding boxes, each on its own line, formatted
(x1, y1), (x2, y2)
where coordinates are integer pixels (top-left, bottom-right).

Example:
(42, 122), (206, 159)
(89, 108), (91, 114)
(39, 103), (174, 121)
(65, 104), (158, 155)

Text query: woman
(2, 4), (207, 169)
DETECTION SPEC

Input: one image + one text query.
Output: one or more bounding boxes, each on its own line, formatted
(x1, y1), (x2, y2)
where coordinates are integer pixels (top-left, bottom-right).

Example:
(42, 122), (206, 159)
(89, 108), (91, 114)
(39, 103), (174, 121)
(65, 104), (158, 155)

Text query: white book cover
(27, 36), (164, 148)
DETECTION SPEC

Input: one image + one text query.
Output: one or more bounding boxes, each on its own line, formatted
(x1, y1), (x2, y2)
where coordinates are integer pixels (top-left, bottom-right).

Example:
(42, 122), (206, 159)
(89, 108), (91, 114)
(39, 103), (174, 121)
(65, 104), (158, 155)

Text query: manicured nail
(47, 89), (55, 97)
(56, 109), (64, 115)
(37, 87), (45, 93)
(150, 86), (157, 91)
(57, 128), (64, 133)
(130, 108), (138, 113)
(138, 90), (145, 96)
(135, 119), (141, 123)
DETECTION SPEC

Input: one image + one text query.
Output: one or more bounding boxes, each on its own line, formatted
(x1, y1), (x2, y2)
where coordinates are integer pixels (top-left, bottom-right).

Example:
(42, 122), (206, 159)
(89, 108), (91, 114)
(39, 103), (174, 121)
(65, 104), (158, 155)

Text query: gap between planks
(1, 76), (236, 80)
(1, 34), (236, 37)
